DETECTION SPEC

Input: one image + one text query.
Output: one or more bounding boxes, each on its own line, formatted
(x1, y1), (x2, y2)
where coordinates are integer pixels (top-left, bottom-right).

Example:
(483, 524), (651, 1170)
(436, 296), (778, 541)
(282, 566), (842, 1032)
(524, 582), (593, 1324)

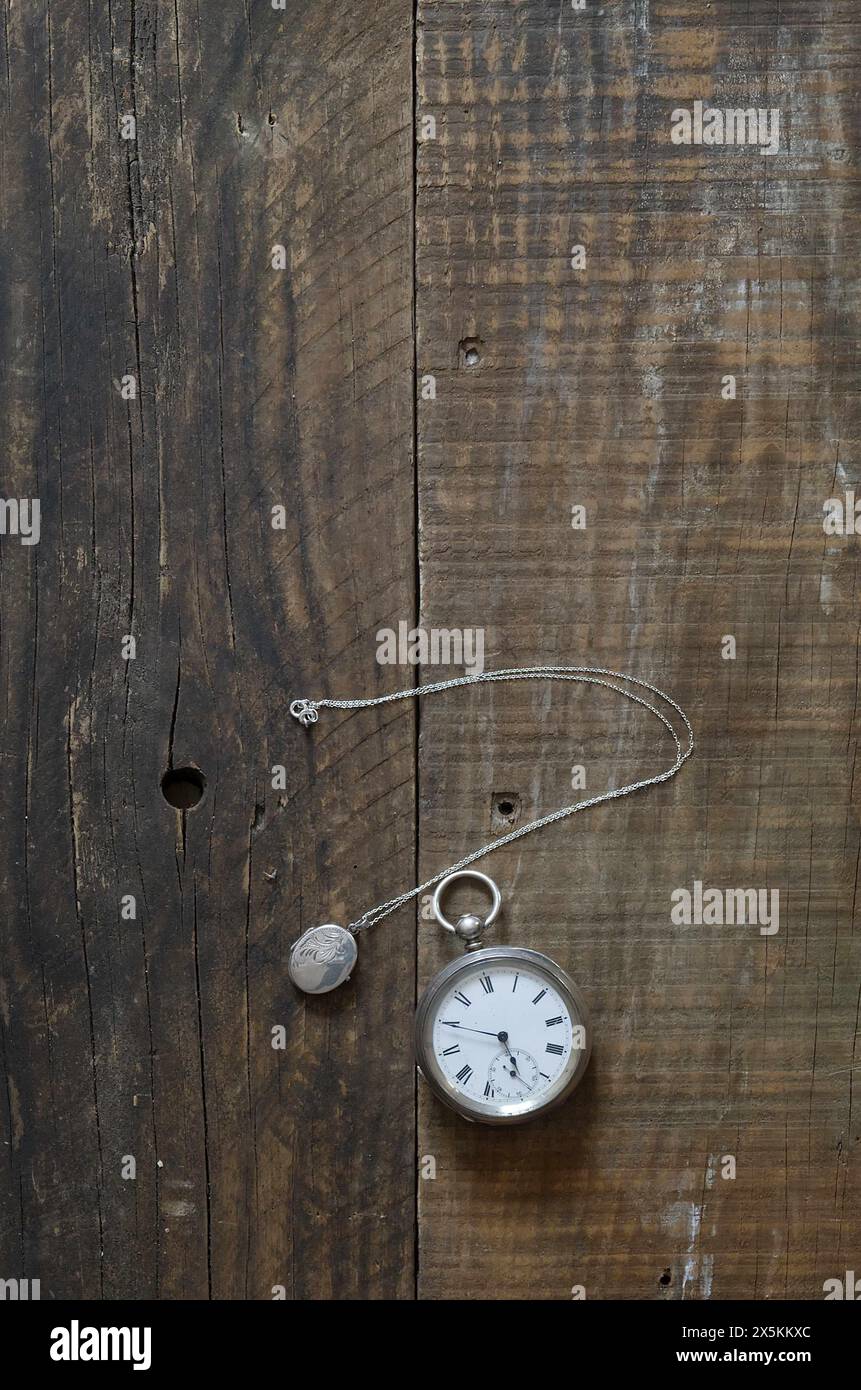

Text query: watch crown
(454, 912), (485, 951)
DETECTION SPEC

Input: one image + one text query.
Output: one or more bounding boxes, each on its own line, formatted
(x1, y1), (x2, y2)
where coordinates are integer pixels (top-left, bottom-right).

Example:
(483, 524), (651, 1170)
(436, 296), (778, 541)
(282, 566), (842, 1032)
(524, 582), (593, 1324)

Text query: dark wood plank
(415, 0), (861, 1299)
(0, 0), (415, 1299)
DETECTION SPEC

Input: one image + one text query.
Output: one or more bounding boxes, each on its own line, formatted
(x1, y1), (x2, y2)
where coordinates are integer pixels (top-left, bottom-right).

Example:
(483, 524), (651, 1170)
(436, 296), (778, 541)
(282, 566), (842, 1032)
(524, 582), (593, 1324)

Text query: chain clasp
(290, 698), (319, 728)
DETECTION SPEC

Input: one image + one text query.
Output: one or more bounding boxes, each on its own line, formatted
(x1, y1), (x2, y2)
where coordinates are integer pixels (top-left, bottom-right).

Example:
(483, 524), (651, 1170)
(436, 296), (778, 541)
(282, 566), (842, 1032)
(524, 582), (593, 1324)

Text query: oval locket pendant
(288, 924), (357, 994)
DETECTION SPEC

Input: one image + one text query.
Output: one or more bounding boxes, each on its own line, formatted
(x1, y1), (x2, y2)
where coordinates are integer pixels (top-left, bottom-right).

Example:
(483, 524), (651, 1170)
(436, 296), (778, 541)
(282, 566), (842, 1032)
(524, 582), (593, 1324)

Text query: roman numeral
(479, 975), (494, 994)
(453, 991), (471, 1007)
(546, 1042), (564, 1056)
(545, 1016), (563, 1027)
(532, 988), (547, 1005)
(456, 1064), (473, 1084)
(484, 1083), (494, 1098)
(441, 1044), (460, 1056)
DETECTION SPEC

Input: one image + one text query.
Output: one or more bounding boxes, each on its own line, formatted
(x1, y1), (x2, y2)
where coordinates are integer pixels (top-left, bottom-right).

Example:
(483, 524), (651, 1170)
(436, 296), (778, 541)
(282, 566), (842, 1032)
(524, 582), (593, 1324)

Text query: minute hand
(440, 1023), (505, 1038)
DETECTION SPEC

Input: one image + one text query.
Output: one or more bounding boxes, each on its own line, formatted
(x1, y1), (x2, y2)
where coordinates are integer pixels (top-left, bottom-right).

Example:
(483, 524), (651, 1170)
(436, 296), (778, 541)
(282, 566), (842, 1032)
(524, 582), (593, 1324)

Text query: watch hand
(440, 1022), (503, 1038)
(508, 1065), (534, 1090)
(501, 1041), (535, 1090)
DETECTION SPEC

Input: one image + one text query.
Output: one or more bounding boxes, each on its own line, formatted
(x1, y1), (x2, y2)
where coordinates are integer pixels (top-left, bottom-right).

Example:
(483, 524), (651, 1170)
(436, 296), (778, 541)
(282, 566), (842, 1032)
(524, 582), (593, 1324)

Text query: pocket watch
(413, 871), (592, 1125)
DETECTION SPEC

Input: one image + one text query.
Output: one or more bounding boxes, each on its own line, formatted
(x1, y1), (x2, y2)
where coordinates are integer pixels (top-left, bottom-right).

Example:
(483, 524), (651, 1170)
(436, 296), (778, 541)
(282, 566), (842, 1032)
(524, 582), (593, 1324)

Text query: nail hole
(161, 767), (205, 810)
(491, 791), (521, 828)
(659, 1268), (672, 1287)
(459, 336), (484, 368)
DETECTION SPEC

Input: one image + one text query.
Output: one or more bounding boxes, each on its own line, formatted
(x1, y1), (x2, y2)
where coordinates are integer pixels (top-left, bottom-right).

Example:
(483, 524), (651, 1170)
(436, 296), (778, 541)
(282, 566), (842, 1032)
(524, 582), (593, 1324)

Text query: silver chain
(290, 666), (694, 936)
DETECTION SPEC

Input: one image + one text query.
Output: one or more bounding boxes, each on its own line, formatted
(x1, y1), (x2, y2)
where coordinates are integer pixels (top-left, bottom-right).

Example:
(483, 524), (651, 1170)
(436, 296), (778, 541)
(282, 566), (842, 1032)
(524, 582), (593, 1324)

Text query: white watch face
(416, 948), (590, 1124)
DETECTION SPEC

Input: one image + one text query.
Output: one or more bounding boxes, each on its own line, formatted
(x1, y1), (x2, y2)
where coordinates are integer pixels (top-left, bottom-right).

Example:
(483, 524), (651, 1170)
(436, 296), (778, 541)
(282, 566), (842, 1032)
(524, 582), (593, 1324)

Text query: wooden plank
(415, 0), (861, 1299)
(0, 1), (415, 1298)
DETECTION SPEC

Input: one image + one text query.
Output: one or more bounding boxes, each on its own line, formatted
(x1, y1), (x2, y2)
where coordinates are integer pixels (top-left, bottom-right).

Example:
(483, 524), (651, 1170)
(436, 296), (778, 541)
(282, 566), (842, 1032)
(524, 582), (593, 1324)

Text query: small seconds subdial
(488, 1047), (539, 1099)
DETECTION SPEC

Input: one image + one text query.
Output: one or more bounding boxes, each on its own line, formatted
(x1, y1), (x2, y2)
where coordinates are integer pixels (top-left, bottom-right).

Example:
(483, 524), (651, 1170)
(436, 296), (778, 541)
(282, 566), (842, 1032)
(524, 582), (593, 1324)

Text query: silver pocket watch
(414, 871), (591, 1124)
(289, 869), (592, 1126)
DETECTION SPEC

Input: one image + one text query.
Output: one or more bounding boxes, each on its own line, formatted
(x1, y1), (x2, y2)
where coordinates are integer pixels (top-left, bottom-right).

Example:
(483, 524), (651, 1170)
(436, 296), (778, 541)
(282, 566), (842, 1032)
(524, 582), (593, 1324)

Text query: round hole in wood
(161, 766), (205, 810)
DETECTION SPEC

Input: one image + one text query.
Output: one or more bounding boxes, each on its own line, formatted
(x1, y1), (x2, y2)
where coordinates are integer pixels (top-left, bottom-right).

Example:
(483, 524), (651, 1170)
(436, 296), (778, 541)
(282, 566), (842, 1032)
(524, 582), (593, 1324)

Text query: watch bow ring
(431, 869), (502, 951)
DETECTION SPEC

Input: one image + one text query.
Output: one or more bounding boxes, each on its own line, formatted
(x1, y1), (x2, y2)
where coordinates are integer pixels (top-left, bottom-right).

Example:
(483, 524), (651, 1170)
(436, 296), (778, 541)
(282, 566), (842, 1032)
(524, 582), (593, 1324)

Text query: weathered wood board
(1, 0), (859, 1303)
(0, 1), (415, 1299)
(415, 0), (861, 1300)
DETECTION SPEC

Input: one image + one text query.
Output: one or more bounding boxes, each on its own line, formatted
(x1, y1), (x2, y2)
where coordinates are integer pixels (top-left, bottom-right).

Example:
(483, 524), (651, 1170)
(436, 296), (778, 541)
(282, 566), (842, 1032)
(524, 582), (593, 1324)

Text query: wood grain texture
(0, 1), (415, 1298)
(1, 0), (859, 1304)
(415, 0), (861, 1299)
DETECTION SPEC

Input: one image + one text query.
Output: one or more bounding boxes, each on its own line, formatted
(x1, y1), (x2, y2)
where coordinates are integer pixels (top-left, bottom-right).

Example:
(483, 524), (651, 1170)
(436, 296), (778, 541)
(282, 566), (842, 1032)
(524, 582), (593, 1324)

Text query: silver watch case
(414, 945), (592, 1125)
